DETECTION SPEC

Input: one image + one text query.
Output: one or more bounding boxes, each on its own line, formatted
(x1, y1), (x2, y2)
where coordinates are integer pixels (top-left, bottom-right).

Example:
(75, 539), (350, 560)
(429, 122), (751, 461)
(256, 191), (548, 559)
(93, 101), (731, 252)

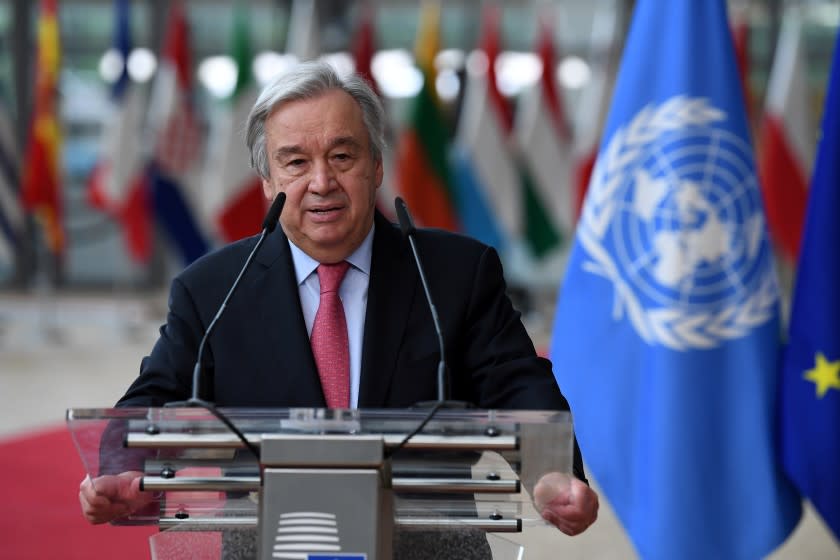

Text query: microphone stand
(164, 193), (287, 459)
(388, 198), (470, 458)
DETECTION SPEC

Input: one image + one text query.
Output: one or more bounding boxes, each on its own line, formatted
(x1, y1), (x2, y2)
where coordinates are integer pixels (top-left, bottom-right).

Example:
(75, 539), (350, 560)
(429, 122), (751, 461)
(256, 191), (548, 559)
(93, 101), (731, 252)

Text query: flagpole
(10, 0), (34, 288)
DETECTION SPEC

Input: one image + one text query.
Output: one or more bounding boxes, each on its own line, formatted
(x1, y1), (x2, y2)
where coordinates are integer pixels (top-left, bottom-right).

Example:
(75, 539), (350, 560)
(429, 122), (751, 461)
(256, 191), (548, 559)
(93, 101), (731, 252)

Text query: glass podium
(68, 407), (575, 560)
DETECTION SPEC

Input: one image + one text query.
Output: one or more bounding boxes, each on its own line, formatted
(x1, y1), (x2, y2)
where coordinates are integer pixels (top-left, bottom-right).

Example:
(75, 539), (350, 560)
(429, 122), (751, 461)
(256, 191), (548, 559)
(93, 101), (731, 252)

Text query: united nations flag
(550, 1), (801, 558)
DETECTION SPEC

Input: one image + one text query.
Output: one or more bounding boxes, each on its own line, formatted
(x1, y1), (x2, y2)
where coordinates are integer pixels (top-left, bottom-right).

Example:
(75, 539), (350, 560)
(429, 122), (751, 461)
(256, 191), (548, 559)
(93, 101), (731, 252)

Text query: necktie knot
(317, 261), (350, 294)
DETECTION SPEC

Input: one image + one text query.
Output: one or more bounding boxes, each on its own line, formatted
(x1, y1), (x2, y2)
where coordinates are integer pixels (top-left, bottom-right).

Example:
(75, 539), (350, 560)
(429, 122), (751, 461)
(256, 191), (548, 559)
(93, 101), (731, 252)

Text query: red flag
(21, 0), (63, 254)
(481, 6), (513, 133)
(757, 14), (813, 262)
(352, 1), (378, 94)
(351, 1), (398, 221)
(731, 15), (754, 125)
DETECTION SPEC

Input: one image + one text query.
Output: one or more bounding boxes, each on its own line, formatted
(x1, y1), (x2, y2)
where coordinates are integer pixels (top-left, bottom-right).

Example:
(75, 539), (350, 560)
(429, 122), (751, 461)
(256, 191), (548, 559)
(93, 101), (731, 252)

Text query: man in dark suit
(80, 60), (598, 541)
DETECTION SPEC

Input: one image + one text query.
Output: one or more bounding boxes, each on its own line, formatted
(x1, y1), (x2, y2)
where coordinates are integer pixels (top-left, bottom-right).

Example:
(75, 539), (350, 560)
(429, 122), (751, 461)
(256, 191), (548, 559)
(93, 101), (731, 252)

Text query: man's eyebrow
(272, 145), (305, 159)
(327, 136), (362, 151)
(271, 136), (362, 160)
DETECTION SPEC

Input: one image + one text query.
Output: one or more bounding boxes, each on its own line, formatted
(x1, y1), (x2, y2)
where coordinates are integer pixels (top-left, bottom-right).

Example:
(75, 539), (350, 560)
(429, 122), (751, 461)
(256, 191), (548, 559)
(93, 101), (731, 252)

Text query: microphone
(169, 192), (286, 408)
(261, 191), (286, 232)
(394, 197), (464, 406)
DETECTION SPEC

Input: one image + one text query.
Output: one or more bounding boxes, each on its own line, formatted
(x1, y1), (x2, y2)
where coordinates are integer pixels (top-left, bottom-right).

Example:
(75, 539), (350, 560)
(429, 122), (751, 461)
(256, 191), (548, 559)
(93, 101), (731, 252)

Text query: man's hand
(533, 471), (599, 536)
(79, 471), (154, 524)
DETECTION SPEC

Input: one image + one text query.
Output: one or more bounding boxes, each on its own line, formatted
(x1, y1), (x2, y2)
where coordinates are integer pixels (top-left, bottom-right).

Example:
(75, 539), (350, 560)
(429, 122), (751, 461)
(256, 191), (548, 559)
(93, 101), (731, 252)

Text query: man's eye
(333, 153), (351, 161)
(287, 159), (306, 167)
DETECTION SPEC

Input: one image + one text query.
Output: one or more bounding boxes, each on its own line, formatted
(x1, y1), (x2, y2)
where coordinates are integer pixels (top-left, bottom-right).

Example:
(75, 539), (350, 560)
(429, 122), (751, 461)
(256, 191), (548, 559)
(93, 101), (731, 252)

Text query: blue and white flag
(550, 1), (801, 558)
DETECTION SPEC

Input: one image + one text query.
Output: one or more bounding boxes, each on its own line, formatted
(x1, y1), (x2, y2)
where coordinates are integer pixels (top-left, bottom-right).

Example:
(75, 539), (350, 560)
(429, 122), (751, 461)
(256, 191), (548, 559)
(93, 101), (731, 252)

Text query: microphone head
(262, 192), (286, 233)
(394, 197), (416, 237)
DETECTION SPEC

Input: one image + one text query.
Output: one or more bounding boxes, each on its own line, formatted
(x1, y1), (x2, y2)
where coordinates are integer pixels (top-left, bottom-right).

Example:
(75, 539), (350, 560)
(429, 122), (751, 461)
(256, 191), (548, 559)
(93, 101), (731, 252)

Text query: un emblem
(578, 96), (778, 350)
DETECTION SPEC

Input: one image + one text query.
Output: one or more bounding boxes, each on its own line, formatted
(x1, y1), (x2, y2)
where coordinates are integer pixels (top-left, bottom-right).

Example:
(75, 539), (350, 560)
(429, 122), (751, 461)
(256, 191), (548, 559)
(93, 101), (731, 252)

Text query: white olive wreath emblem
(578, 96), (778, 351)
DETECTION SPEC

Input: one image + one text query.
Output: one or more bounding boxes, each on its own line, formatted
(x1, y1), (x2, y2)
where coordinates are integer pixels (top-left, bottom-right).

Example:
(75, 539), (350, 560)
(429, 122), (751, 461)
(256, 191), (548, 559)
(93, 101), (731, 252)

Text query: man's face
(262, 88), (383, 263)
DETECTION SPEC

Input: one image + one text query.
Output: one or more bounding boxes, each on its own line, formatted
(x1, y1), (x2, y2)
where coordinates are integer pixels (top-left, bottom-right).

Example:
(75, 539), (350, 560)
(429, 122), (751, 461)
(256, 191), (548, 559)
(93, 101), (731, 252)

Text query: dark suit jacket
(116, 211), (585, 479)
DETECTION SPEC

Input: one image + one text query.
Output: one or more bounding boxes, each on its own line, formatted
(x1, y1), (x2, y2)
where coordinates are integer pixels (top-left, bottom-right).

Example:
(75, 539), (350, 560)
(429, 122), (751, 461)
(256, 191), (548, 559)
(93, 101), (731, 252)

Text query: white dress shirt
(288, 226), (374, 408)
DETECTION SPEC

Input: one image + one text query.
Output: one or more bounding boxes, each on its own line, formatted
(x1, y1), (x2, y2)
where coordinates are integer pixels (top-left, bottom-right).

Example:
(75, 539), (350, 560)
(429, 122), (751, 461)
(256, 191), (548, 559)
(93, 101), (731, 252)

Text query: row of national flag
(551, 1), (839, 559)
(1, 0), (825, 275)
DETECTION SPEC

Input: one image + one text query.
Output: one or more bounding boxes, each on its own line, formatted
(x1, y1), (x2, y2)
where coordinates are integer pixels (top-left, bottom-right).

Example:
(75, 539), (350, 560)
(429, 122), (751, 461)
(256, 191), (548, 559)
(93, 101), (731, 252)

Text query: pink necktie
(310, 262), (351, 408)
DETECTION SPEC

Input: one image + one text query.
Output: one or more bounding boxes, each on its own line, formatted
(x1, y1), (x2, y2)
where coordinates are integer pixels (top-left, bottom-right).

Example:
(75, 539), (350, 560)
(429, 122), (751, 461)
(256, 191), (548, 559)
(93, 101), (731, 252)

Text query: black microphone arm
(394, 196), (449, 402)
(177, 192), (286, 406)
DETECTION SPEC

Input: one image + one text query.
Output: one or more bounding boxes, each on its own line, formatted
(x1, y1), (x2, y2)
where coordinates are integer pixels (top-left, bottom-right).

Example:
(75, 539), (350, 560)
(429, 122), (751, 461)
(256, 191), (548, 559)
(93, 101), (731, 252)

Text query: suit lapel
(358, 212), (418, 407)
(253, 227), (327, 407)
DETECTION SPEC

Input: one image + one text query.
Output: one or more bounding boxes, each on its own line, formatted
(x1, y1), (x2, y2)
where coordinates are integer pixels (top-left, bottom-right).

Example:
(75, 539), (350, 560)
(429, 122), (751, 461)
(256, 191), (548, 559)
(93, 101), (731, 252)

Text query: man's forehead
(272, 135), (363, 155)
(270, 89), (359, 120)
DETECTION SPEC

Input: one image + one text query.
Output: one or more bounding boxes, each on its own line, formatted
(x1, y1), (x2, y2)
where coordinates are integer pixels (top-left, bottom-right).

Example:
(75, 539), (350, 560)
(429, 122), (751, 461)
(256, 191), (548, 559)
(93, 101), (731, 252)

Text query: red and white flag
(203, 6), (265, 242)
(87, 0), (151, 263)
(757, 12), (814, 262)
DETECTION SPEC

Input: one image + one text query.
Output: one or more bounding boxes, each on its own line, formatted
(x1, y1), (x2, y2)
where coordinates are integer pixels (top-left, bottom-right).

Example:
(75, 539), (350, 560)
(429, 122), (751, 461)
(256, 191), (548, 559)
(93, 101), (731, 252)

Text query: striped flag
(146, 1), (209, 264)
(451, 4), (517, 250)
(21, 0), (63, 255)
(204, 6), (266, 242)
(394, 1), (459, 230)
(757, 11), (814, 263)
(513, 14), (568, 257)
(0, 87), (22, 268)
(286, 0), (320, 62)
(87, 0), (152, 263)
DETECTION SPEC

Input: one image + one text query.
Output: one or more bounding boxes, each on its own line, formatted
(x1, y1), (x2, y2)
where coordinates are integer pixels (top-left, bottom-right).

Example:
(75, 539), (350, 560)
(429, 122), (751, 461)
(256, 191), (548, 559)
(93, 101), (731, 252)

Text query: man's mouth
(310, 206), (342, 214)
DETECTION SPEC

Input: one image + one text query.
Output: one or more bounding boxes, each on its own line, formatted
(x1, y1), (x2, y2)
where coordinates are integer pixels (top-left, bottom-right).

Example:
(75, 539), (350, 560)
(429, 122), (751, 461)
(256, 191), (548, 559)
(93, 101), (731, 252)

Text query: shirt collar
(289, 224), (375, 286)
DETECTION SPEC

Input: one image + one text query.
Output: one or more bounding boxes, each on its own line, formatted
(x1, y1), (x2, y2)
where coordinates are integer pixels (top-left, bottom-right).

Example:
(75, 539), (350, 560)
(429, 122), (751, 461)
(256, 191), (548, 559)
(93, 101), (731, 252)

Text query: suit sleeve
(453, 245), (588, 483)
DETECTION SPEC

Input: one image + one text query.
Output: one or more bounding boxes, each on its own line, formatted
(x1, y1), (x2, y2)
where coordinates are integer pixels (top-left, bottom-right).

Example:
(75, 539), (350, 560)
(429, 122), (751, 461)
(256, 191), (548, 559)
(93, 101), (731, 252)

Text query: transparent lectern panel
(67, 406), (574, 535)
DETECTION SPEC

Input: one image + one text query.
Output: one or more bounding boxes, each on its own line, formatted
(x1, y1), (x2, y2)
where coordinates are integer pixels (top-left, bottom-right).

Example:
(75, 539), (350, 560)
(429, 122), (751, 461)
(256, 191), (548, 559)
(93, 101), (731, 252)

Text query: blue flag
(550, 1), (801, 558)
(779, 29), (840, 541)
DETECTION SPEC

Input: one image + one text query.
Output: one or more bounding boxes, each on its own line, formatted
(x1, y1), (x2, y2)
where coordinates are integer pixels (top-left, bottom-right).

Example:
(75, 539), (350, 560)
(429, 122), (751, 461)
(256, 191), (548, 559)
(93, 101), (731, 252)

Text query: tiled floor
(1, 293), (836, 559)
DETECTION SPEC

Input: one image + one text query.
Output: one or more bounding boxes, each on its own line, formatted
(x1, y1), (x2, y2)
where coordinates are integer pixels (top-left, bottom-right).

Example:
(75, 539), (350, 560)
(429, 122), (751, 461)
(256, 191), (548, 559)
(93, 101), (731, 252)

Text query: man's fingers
(79, 474), (142, 525)
(79, 490), (128, 525)
(538, 479), (600, 535)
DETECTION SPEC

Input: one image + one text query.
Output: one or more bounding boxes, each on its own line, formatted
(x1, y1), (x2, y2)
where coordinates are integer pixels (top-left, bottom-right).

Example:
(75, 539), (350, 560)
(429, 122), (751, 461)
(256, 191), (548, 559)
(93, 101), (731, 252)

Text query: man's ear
(374, 158), (384, 190)
(262, 178), (274, 199)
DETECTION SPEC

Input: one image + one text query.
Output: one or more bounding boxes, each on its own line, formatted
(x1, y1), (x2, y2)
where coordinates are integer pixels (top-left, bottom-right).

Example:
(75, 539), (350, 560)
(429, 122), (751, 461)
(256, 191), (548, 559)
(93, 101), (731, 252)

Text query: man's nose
(309, 160), (336, 193)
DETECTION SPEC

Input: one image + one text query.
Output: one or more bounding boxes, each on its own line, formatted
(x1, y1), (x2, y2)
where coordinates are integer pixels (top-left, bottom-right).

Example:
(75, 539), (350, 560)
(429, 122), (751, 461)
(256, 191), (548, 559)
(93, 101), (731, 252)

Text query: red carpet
(0, 424), (156, 559)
